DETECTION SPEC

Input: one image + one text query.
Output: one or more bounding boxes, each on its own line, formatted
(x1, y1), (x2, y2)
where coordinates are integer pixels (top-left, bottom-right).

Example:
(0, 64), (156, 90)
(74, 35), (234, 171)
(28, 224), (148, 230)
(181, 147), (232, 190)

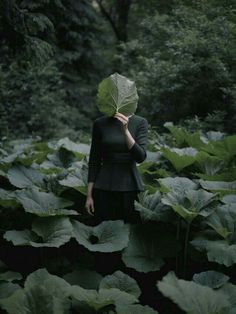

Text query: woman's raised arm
(128, 118), (149, 163)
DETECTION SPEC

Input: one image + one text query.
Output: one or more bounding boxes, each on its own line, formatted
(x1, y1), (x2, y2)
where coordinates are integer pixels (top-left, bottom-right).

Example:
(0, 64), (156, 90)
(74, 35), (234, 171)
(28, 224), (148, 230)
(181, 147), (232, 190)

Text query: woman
(85, 111), (148, 225)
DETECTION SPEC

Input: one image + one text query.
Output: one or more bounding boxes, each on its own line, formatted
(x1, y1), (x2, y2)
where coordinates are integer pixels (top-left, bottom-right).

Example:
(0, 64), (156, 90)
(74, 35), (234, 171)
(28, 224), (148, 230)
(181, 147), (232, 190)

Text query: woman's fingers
(86, 203), (94, 215)
(114, 113), (128, 125)
(91, 203), (95, 214)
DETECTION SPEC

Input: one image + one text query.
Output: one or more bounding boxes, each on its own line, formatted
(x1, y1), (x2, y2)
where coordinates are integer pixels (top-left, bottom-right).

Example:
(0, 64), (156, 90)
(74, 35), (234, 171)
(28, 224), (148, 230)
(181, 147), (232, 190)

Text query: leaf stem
(183, 221), (191, 279)
(175, 215), (181, 276)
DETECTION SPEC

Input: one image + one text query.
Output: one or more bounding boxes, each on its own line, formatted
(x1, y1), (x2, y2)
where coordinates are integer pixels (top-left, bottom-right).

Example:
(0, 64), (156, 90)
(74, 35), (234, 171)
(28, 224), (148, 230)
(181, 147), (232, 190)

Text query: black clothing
(87, 114), (148, 192)
(92, 188), (142, 224)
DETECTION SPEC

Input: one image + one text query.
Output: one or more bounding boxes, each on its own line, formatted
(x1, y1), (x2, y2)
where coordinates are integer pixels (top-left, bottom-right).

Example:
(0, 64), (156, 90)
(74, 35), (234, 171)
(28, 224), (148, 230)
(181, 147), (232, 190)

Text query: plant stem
(183, 221), (191, 279)
(175, 216), (181, 276)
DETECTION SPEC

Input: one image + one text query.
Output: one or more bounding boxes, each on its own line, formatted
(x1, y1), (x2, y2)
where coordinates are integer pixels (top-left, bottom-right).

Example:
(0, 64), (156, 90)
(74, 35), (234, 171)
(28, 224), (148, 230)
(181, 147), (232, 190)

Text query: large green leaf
(220, 283), (236, 314)
(191, 229), (236, 267)
(58, 164), (87, 195)
(192, 271), (229, 289)
(0, 271), (22, 282)
(0, 188), (18, 208)
(161, 147), (197, 171)
(199, 179), (236, 195)
(163, 122), (187, 146)
(15, 187), (77, 216)
(222, 194), (236, 204)
(194, 169), (236, 182)
(134, 190), (174, 222)
(1, 152), (29, 166)
(0, 169), (7, 177)
(99, 270), (141, 298)
(49, 137), (88, 157)
(157, 271), (230, 314)
(71, 219), (130, 252)
(205, 204), (236, 240)
(47, 147), (77, 169)
(3, 216), (73, 247)
(0, 282), (21, 299)
(192, 238), (236, 267)
(0, 268), (71, 314)
(202, 135), (236, 161)
(158, 177), (198, 193)
(39, 159), (63, 174)
(121, 222), (180, 273)
(163, 122), (206, 149)
(194, 151), (225, 175)
(162, 188), (216, 222)
(7, 165), (45, 189)
(69, 285), (137, 311)
(97, 72), (138, 117)
(185, 132), (208, 149)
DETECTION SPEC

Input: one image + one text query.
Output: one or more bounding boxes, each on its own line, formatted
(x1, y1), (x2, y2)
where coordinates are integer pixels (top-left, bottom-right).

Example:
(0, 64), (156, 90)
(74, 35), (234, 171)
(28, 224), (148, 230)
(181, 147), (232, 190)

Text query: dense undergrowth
(0, 123), (236, 313)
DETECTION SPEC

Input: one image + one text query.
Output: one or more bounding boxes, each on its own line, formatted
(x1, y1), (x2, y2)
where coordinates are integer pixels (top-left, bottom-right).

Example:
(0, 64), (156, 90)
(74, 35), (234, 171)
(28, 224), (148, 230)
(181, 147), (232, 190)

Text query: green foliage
(99, 270), (141, 298)
(1, 0), (235, 138)
(0, 60), (79, 140)
(4, 216), (74, 248)
(1, 0), (236, 311)
(14, 187), (77, 217)
(178, 110), (228, 133)
(0, 0), (107, 140)
(118, 1), (236, 130)
(72, 219), (130, 252)
(121, 222), (180, 273)
(0, 268), (152, 313)
(0, 0), (55, 64)
(192, 270), (230, 289)
(157, 271), (231, 314)
(0, 268), (72, 314)
(0, 123), (236, 312)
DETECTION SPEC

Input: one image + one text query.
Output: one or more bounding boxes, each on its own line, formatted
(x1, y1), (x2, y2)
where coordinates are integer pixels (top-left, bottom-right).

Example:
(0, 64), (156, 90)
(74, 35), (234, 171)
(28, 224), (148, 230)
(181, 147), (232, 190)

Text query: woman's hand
(85, 195), (95, 215)
(114, 112), (135, 149)
(114, 112), (129, 131)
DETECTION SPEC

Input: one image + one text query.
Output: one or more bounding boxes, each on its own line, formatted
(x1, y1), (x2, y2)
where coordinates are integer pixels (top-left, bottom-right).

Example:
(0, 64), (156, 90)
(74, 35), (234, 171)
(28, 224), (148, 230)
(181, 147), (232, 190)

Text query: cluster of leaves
(0, 136), (160, 312)
(0, 265), (156, 314)
(137, 123), (236, 312)
(0, 122), (236, 313)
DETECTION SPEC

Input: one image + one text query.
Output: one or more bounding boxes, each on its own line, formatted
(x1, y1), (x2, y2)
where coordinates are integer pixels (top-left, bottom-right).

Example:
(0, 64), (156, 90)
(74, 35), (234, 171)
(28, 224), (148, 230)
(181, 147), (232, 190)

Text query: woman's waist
(102, 152), (135, 164)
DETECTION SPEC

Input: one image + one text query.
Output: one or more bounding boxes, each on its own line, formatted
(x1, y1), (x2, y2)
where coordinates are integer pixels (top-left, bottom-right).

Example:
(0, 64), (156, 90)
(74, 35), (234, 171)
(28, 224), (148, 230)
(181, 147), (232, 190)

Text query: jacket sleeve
(129, 118), (148, 163)
(87, 120), (102, 183)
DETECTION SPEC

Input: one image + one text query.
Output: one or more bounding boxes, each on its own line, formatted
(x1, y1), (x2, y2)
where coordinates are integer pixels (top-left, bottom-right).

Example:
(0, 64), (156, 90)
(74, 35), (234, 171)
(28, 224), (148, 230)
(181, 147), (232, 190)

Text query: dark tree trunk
(116, 0), (131, 41)
(96, 0), (131, 42)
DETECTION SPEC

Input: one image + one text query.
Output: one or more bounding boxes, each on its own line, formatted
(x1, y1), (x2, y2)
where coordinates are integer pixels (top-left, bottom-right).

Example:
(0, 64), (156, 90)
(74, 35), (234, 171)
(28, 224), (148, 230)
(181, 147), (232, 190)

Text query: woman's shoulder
(93, 115), (107, 126)
(132, 114), (148, 128)
(133, 114), (147, 121)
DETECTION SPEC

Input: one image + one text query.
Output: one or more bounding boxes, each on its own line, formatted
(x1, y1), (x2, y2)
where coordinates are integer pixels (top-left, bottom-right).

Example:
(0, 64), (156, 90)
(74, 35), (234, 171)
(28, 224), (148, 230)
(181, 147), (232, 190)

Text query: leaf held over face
(97, 72), (138, 117)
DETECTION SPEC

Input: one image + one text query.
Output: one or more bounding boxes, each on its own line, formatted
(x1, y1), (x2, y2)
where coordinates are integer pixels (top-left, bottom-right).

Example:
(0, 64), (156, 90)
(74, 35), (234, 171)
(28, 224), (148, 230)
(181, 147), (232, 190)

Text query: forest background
(0, 0), (235, 141)
(1, 2), (236, 313)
